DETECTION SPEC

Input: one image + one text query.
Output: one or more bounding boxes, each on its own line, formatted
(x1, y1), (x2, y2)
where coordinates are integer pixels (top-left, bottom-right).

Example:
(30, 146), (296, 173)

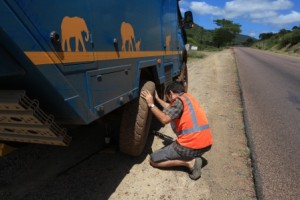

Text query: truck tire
(177, 62), (189, 92)
(119, 81), (155, 156)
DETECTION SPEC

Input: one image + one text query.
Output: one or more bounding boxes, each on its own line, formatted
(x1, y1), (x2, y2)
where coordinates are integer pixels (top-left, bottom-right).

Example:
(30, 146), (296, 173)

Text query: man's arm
(140, 90), (172, 125)
(148, 104), (172, 125)
(154, 91), (170, 108)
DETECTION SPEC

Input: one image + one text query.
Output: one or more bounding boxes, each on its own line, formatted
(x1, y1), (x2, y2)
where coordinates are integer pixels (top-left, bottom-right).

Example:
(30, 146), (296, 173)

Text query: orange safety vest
(171, 93), (212, 149)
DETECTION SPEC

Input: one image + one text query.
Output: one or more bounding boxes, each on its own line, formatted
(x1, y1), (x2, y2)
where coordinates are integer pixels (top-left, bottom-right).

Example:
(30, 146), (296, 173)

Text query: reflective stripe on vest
(172, 95), (209, 135)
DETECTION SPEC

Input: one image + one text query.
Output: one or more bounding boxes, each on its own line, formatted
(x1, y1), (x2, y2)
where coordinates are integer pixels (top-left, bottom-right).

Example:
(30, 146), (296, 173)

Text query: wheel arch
(139, 66), (156, 84)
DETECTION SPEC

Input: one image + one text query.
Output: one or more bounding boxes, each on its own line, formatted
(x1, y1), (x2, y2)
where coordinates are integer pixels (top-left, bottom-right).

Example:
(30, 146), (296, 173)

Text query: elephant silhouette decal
(165, 35), (171, 50)
(61, 16), (89, 52)
(135, 39), (141, 51)
(120, 22), (141, 52)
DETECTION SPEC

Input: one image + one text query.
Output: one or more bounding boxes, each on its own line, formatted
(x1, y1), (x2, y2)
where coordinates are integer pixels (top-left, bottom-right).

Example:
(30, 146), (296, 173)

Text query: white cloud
(179, 0), (190, 13)
(249, 11), (278, 20)
(267, 11), (300, 24)
(190, 2), (224, 16)
(188, 0), (300, 25)
(249, 31), (257, 37)
(224, 0), (291, 18)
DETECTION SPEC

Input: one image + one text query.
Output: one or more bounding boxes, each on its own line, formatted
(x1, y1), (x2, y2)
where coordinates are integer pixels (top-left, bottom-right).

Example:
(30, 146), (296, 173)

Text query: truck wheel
(119, 81), (155, 156)
(177, 62), (189, 92)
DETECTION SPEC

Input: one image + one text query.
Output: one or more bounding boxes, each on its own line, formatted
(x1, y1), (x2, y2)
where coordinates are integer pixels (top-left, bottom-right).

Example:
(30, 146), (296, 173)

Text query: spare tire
(119, 81), (155, 156)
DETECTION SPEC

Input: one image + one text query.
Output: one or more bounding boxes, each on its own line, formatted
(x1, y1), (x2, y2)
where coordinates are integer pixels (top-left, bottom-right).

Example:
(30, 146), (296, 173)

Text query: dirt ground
(0, 49), (257, 200)
(108, 49), (256, 199)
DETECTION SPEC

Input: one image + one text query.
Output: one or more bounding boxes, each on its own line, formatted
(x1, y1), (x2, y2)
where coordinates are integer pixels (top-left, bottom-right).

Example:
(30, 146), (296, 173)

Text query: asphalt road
(234, 47), (300, 200)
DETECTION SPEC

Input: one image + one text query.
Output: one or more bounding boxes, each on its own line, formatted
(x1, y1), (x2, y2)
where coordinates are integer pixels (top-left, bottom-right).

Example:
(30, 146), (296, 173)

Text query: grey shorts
(150, 142), (194, 162)
(150, 142), (211, 163)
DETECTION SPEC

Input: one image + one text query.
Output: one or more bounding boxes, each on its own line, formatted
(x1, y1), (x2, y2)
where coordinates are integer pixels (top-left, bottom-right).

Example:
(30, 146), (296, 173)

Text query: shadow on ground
(0, 117), (159, 200)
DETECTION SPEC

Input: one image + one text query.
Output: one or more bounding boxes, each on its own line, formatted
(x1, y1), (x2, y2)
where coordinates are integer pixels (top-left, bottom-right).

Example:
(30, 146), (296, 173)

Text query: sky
(179, 0), (300, 38)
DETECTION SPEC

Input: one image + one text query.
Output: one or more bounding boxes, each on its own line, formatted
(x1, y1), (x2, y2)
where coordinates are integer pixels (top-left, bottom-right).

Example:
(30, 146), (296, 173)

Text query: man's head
(165, 82), (185, 102)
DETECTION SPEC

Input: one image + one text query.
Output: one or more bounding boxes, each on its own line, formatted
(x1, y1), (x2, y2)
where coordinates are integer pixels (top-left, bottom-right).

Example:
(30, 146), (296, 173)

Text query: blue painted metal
(0, 0), (187, 125)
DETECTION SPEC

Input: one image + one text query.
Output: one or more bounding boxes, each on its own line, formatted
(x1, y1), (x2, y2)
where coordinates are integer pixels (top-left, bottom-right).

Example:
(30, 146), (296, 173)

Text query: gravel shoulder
(0, 49), (257, 200)
(109, 49), (256, 199)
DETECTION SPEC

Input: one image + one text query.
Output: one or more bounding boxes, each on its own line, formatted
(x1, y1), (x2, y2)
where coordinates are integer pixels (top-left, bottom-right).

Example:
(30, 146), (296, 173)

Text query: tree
(243, 38), (255, 46)
(278, 28), (290, 35)
(213, 28), (231, 47)
(213, 19), (241, 47)
(259, 32), (274, 40)
(279, 29), (300, 48)
(292, 26), (300, 31)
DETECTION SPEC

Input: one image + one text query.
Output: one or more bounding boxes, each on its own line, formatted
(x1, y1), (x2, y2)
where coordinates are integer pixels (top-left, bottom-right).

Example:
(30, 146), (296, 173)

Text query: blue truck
(0, 0), (193, 156)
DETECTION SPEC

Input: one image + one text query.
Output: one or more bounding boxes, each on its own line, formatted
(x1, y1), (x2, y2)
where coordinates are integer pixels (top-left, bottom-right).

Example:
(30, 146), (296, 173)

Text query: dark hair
(165, 81), (185, 95)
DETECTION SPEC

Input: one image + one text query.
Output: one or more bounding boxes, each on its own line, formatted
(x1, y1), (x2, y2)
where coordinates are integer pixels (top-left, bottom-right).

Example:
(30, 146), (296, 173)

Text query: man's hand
(140, 89), (154, 105)
(141, 89), (172, 125)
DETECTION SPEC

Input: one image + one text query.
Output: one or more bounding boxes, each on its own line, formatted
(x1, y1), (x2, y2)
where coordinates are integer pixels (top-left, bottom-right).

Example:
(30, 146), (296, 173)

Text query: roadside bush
(266, 38), (278, 49)
(278, 30), (300, 49)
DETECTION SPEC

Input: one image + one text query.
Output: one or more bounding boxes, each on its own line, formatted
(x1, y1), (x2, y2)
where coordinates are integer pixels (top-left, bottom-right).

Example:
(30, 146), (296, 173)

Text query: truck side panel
(0, 0), (185, 125)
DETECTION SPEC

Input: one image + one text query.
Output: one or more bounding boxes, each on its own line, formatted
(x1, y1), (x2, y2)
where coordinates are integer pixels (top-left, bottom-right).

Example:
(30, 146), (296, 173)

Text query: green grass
(187, 51), (206, 59)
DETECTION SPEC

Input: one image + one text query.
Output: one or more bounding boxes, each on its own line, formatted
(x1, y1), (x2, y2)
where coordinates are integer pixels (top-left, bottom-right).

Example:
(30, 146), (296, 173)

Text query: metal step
(0, 143), (16, 157)
(0, 90), (71, 146)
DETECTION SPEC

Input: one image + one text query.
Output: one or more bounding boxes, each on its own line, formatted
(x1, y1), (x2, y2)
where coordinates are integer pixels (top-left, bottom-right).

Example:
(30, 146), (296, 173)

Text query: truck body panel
(0, 0), (189, 147)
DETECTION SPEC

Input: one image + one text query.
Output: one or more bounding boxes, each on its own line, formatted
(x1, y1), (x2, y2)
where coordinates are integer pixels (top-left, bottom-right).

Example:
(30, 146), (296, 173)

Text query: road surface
(235, 47), (300, 200)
